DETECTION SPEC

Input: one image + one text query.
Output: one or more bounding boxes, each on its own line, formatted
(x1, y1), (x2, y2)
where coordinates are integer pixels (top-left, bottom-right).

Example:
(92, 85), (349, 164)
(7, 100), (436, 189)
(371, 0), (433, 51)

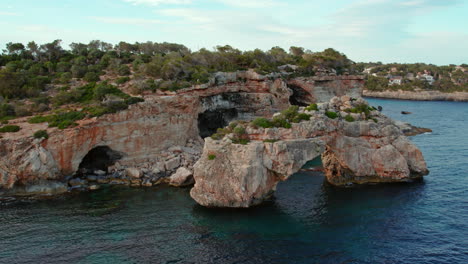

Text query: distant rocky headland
(363, 89), (468, 102)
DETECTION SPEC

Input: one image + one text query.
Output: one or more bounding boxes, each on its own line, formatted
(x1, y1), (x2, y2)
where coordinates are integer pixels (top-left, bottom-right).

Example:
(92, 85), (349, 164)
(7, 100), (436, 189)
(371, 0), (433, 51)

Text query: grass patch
(28, 111), (85, 129)
(292, 113), (311, 123)
(0, 125), (21, 133)
(33, 130), (49, 139)
(252, 117), (273, 128)
(232, 138), (250, 145)
(305, 103), (318, 111)
(325, 111), (338, 119)
(263, 139), (278, 143)
(116, 76), (131, 85)
(344, 115), (355, 122)
(208, 154), (216, 160)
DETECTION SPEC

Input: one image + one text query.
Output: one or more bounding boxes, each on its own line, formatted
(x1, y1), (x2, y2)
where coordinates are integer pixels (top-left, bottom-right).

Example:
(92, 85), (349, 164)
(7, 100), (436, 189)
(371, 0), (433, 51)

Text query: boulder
(169, 167), (194, 187)
(125, 168), (141, 178)
(165, 157), (180, 171)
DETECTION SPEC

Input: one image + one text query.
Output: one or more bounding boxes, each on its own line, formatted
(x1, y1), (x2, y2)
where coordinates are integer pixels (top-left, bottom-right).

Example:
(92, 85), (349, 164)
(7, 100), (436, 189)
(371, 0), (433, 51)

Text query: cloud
(0, 11), (19, 16)
(123, 0), (191, 6)
(91, 16), (163, 25)
(215, 0), (283, 8)
(123, 0), (282, 8)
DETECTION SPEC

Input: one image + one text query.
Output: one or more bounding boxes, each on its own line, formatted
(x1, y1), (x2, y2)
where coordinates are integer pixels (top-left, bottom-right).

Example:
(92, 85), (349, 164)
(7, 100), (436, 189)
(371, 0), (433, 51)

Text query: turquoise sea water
(0, 98), (467, 264)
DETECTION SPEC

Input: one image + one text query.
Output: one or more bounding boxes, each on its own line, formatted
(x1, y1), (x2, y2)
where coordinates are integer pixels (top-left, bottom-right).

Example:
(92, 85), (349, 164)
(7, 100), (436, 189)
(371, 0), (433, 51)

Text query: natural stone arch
(78, 146), (123, 173)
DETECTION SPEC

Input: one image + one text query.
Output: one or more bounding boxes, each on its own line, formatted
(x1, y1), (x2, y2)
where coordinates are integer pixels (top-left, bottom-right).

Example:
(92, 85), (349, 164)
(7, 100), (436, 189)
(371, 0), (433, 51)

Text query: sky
(1, 0), (467, 65)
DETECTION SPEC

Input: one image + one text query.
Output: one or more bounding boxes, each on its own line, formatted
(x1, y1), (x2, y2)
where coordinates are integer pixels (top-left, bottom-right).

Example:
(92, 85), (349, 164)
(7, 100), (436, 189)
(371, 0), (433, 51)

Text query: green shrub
(83, 72), (100, 82)
(33, 130), (49, 139)
(125, 97), (144, 105)
(252, 117), (273, 128)
(325, 111), (338, 119)
(0, 125), (21, 133)
(344, 115), (355, 122)
(118, 65), (131, 76)
(28, 115), (50, 124)
(211, 127), (231, 140)
(281, 105), (299, 121)
(345, 103), (371, 118)
(232, 138), (250, 145)
(263, 139), (278, 143)
(305, 103), (318, 111)
(83, 105), (111, 117)
(272, 115), (292, 128)
(0, 104), (15, 119)
(208, 154), (216, 160)
(93, 83), (129, 101)
(233, 126), (246, 135)
(30, 111), (85, 129)
(292, 113), (311, 123)
(116, 76), (131, 84)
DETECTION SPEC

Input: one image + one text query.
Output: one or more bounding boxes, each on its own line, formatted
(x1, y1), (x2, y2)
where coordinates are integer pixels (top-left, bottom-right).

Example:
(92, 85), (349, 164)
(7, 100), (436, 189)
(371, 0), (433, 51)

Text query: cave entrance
(288, 84), (313, 106)
(198, 108), (238, 138)
(78, 146), (122, 173)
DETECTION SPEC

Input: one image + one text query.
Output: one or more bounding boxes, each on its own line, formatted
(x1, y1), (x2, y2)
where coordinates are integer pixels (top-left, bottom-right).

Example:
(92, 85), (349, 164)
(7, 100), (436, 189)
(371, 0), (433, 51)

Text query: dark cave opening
(288, 84), (312, 106)
(78, 146), (123, 173)
(198, 108), (239, 138)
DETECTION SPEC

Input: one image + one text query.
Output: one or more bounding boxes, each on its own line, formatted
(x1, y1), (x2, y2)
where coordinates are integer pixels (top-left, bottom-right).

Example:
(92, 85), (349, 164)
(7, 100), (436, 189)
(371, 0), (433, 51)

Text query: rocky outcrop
(393, 120), (432, 136)
(363, 89), (468, 101)
(191, 138), (325, 207)
(0, 71), (364, 195)
(191, 96), (429, 207)
(288, 75), (363, 105)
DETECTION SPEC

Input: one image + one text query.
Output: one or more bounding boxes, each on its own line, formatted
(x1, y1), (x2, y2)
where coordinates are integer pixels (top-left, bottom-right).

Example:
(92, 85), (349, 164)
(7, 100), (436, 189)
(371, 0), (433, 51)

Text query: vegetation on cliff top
(1, 40), (465, 130)
(0, 40), (355, 125)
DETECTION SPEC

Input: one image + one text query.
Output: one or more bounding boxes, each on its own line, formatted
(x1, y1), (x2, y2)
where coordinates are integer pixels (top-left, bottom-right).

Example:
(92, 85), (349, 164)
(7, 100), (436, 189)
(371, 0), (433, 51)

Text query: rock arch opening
(198, 108), (238, 138)
(300, 156), (324, 172)
(288, 84), (313, 106)
(78, 146), (123, 173)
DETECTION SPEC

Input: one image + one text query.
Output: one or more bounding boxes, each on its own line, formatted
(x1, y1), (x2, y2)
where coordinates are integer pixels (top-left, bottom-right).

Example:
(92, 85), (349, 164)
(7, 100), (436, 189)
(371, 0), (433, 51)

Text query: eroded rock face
(191, 138), (325, 207)
(5, 71), (360, 193)
(191, 96), (429, 207)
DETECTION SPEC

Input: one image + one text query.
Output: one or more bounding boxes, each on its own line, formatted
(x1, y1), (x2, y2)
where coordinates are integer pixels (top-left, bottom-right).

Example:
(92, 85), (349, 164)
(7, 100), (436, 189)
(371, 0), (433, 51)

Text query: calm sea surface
(0, 98), (467, 264)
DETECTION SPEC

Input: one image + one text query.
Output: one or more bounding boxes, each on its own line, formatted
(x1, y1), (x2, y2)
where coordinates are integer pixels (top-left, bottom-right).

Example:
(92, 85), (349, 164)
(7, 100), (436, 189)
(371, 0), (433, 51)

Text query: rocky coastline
(363, 89), (468, 101)
(0, 71), (365, 197)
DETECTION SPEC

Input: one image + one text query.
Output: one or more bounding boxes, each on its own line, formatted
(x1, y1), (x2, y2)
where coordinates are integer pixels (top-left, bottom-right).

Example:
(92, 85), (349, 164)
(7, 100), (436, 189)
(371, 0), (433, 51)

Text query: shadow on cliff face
(79, 146), (123, 173)
(198, 108), (238, 138)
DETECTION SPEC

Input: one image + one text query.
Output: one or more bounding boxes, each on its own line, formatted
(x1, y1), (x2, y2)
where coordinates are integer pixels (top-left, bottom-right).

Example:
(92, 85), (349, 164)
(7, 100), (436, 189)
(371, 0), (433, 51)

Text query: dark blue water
(0, 98), (467, 264)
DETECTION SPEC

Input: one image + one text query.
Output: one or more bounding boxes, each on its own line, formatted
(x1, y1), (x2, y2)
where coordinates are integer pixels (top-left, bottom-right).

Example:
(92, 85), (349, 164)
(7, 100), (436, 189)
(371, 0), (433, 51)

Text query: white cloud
(158, 9), (213, 23)
(123, 0), (191, 6)
(123, 0), (282, 8)
(91, 16), (163, 25)
(215, 0), (282, 8)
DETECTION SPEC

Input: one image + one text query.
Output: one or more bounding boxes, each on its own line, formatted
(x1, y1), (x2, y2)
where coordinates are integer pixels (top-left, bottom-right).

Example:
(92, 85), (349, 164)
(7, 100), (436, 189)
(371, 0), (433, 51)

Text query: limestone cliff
(0, 71), (364, 195)
(191, 96), (429, 208)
